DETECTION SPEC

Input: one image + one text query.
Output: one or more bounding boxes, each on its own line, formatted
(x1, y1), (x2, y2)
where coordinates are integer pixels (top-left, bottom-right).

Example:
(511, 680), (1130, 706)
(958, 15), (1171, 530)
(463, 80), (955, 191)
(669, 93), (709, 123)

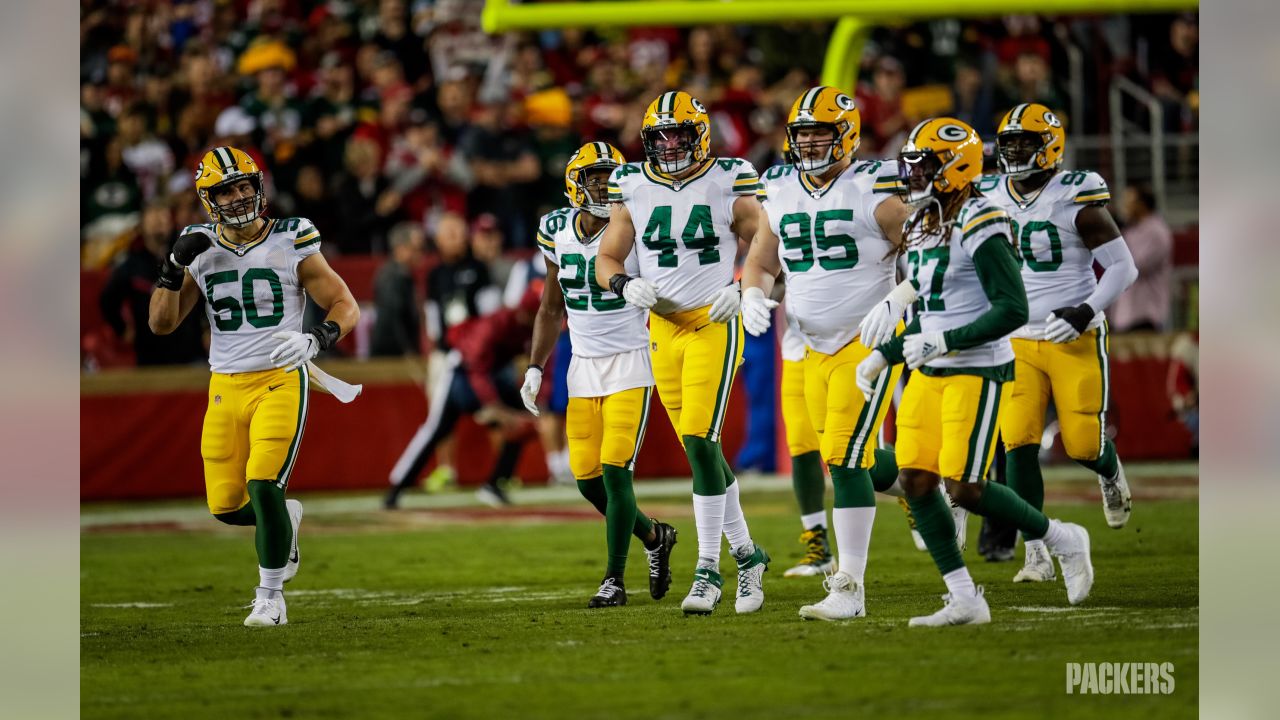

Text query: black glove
(171, 231), (213, 267)
(156, 256), (186, 291)
(1050, 303), (1096, 334)
(308, 320), (341, 352)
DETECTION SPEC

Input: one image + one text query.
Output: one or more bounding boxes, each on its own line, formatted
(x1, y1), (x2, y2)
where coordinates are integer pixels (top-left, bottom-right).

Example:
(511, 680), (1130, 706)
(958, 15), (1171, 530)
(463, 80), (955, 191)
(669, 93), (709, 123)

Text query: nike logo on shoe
(289, 550), (299, 563)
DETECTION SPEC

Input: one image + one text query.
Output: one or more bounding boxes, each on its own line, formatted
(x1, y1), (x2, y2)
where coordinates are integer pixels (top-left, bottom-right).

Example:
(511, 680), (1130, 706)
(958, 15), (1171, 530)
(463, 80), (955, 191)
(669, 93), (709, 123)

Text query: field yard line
(80, 461), (1198, 528)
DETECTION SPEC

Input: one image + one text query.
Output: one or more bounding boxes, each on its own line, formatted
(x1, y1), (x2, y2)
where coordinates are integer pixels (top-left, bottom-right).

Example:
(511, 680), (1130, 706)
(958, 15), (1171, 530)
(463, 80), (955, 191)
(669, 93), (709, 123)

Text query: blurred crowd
(82, 0), (1198, 267)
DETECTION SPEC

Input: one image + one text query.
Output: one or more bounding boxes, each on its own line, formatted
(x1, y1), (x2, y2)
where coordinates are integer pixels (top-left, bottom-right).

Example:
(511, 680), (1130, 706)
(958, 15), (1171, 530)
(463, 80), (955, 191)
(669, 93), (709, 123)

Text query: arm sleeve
(878, 314), (921, 365)
(941, 235), (1029, 351)
(1083, 237), (1139, 312)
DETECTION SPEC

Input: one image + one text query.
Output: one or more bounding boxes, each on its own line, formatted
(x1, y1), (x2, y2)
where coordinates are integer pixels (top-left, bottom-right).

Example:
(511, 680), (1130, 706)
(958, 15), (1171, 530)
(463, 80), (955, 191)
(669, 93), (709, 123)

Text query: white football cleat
(908, 587), (991, 627)
(681, 566), (723, 615)
(1046, 520), (1094, 605)
(244, 589), (288, 627)
(1012, 540), (1056, 583)
(734, 545), (770, 614)
(798, 572), (865, 621)
(283, 499), (303, 583)
(1099, 462), (1132, 529)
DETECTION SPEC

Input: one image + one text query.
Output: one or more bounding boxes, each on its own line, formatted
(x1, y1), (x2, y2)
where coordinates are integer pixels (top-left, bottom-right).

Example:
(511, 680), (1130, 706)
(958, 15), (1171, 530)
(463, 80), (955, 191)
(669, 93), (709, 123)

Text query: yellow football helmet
(786, 86), (860, 172)
(898, 118), (983, 208)
(641, 90), (710, 175)
(565, 141), (625, 219)
(996, 103), (1066, 178)
(194, 146), (266, 226)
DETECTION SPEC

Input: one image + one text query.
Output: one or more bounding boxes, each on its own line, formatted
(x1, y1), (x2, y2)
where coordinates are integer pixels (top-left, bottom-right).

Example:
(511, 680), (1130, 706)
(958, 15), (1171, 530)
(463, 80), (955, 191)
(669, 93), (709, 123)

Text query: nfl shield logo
(214, 395), (222, 405)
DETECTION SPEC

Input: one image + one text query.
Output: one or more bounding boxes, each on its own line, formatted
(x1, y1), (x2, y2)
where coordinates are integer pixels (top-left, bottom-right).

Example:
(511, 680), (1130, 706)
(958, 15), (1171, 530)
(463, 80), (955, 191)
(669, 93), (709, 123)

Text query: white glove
(269, 331), (319, 371)
(520, 366), (542, 416)
(706, 283), (742, 323)
(1043, 307), (1094, 344)
(740, 286), (779, 336)
(859, 280), (917, 348)
(622, 277), (658, 309)
(855, 350), (889, 401)
(903, 332), (948, 370)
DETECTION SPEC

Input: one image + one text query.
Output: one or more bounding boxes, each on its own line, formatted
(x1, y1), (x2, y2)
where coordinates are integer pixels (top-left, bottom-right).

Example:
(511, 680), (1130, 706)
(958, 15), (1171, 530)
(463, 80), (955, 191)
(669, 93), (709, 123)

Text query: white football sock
(1041, 518), (1068, 549)
(722, 481), (754, 558)
(800, 510), (827, 531)
(259, 566), (287, 592)
(833, 506), (875, 584)
(692, 493), (726, 564)
(942, 567), (977, 599)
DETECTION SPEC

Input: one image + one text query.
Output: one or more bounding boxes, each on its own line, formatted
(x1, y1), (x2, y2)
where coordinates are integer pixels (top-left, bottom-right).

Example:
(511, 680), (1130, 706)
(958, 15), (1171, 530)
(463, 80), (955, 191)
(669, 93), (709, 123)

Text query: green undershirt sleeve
(941, 236), (1028, 351)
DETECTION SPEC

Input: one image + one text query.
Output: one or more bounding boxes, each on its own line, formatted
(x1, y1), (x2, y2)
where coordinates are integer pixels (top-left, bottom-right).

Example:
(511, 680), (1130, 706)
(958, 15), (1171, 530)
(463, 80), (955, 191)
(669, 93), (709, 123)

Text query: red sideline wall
(81, 365), (749, 502)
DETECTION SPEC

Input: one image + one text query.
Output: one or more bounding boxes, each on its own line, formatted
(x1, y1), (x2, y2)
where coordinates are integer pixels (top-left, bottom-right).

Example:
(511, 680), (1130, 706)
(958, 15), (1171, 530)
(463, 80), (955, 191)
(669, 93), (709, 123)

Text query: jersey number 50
(204, 268), (285, 331)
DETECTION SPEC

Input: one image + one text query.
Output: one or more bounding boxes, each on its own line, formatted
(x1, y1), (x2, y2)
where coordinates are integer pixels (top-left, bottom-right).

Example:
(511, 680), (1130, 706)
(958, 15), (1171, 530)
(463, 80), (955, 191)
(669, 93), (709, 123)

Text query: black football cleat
(588, 576), (627, 608)
(645, 520), (678, 600)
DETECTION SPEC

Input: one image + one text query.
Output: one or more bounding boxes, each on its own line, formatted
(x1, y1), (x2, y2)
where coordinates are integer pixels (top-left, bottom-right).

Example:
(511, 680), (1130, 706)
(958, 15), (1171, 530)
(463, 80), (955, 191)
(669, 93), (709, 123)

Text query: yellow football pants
(804, 339), (902, 469)
(780, 359), (820, 456)
(1000, 325), (1110, 461)
(201, 365), (309, 514)
(565, 386), (653, 480)
(649, 306), (744, 443)
(896, 372), (1002, 483)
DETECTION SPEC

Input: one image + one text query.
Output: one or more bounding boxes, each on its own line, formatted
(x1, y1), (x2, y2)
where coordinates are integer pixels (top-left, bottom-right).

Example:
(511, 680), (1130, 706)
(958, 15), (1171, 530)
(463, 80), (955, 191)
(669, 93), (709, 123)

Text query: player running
(740, 86), (911, 620)
(984, 104), (1138, 582)
(595, 90), (769, 616)
(520, 142), (679, 608)
(149, 147), (360, 627)
(855, 119), (1094, 626)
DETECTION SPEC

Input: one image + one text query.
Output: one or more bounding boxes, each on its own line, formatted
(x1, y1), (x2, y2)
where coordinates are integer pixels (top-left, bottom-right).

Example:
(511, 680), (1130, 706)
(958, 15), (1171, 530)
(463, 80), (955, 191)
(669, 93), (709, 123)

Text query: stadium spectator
(425, 212), (490, 352)
(98, 203), (205, 366)
(1111, 184), (1173, 331)
(333, 135), (400, 253)
(371, 222), (426, 357)
(855, 56), (909, 157)
(1149, 14), (1199, 131)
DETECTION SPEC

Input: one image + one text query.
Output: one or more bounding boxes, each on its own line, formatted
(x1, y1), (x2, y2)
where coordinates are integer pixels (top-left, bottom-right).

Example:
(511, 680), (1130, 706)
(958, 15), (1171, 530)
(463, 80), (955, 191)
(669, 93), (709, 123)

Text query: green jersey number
(907, 246), (950, 312)
(777, 209), (858, 273)
(639, 204), (720, 268)
(1010, 219), (1063, 272)
(559, 253), (626, 312)
(205, 268), (285, 331)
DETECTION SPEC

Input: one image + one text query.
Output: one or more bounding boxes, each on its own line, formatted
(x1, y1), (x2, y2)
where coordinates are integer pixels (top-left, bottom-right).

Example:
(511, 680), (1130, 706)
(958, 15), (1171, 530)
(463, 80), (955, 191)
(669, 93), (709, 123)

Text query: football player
(595, 91), (770, 616)
(777, 307), (830, 577)
(520, 142), (679, 608)
(854, 119), (1094, 625)
(983, 104), (1138, 582)
(149, 147), (360, 627)
(740, 86), (911, 620)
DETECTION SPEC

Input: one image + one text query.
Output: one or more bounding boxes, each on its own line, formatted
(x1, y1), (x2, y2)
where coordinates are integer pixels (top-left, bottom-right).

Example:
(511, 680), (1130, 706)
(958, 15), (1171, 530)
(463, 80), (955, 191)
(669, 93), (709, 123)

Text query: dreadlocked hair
(901, 185), (975, 249)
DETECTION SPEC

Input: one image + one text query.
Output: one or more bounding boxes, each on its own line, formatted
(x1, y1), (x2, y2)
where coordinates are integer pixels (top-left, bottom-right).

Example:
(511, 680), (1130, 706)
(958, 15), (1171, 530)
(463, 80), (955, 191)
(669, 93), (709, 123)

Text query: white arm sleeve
(1085, 237), (1139, 311)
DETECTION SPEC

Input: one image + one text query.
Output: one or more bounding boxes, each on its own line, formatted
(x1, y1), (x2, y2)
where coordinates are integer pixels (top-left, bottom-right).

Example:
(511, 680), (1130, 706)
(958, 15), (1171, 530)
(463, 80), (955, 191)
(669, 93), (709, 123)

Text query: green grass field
(81, 470), (1198, 719)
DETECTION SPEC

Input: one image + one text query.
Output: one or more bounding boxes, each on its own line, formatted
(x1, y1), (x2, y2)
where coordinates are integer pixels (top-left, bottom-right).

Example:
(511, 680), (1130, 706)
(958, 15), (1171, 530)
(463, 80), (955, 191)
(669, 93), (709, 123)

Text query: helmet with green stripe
(195, 146), (266, 226)
(641, 90), (710, 175)
(565, 141), (625, 219)
(786, 86), (861, 173)
(996, 103), (1065, 179)
(897, 118), (983, 209)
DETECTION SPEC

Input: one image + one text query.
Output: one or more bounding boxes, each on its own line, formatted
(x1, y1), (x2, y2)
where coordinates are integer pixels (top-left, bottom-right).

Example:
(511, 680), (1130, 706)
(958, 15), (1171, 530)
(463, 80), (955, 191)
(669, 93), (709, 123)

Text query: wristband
(528, 364), (543, 373)
(308, 320), (341, 351)
(157, 258), (185, 291)
(608, 273), (633, 297)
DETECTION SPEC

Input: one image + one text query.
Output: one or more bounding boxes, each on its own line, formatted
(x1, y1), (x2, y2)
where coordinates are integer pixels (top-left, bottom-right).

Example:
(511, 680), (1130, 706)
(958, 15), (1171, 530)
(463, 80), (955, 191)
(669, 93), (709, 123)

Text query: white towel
(305, 361), (363, 403)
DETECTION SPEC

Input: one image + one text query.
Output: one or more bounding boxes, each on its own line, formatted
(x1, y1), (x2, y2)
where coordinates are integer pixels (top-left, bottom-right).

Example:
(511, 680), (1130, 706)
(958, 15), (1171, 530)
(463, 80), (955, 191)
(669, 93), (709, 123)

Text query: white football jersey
(904, 197), (1015, 371)
(608, 158), (759, 313)
(761, 160), (900, 354)
(537, 207), (649, 359)
(977, 170), (1111, 337)
(184, 217), (321, 374)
